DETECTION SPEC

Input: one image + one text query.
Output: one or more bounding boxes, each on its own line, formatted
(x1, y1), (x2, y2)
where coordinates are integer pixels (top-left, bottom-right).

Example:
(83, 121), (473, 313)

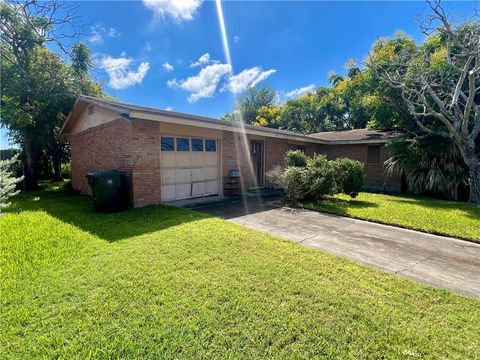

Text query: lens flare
(215, 0), (260, 211)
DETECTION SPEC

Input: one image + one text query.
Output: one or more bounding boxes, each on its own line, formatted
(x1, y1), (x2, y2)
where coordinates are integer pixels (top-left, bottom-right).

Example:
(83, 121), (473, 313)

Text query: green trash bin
(86, 170), (128, 212)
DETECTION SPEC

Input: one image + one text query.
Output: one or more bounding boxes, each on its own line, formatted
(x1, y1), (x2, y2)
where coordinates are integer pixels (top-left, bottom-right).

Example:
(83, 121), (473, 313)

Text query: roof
(60, 95), (397, 145)
(60, 95), (329, 144)
(309, 129), (398, 144)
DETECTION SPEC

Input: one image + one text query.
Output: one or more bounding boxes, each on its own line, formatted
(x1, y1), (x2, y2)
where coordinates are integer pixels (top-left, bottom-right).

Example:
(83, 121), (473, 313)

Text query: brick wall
(222, 131), (290, 190)
(69, 118), (162, 207)
(131, 120), (161, 207)
(70, 118), (133, 196)
(222, 131), (252, 191)
(318, 143), (401, 192)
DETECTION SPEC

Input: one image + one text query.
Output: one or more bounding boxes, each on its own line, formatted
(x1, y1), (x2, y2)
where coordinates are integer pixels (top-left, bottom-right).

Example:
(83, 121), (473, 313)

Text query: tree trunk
(52, 151), (63, 181)
(456, 136), (480, 205)
(467, 157), (480, 205)
(23, 136), (39, 191)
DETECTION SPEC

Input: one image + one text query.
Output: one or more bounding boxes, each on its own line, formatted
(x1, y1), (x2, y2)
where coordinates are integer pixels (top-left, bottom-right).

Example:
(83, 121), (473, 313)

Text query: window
(288, 144), (306, 153)
(367, 145), (381, 163)
(205, 139), (216, 152)
(161, 137), (174, 151)
(88, 105), (95, 115)
(192, 139), (204, 152)
(176, 138), (190, 151)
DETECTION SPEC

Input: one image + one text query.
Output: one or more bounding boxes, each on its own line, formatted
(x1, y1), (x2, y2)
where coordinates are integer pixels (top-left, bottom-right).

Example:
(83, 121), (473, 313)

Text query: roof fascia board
(129, 110), (329, 144)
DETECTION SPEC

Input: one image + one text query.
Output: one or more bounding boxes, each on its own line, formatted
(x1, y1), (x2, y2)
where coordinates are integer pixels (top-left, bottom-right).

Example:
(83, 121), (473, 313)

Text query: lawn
(1, 185), (479, 358)
(301, 192), (480, 242)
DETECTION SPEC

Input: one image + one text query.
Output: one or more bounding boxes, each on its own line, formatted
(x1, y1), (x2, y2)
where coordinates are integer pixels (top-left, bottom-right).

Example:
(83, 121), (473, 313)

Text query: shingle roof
(62, 96), (398, 145)
(69, 95), (320, 141)
(309, 129), (398, 143)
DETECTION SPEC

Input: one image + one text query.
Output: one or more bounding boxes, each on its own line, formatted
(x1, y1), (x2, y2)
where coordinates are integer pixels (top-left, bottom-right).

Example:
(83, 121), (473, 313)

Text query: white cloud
(168, 63), (232, 102)
(285, 84), (316, 99)
(165, 106), (173, 111)
(190, 53), (219, 68)
(223, 67), (276, 94)
(142, 0), (203, 21)
(162, 62), (174, 72)
(101, 54), (150, 90)
(89, 24), (120, 44)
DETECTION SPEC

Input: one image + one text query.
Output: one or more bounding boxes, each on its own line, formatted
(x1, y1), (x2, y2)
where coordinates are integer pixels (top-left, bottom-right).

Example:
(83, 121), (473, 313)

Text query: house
(60, 96), (401, 207)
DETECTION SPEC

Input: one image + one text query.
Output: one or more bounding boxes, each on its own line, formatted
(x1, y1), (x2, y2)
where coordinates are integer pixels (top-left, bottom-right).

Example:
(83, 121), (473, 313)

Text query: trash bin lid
(87, 170), (124, 178)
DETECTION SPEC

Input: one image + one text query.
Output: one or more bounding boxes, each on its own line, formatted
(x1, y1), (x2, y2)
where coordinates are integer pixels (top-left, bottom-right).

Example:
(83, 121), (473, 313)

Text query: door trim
(250, 139), (265, 188)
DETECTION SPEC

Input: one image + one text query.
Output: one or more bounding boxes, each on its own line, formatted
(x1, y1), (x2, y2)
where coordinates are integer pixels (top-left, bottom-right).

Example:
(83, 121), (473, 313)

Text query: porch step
(245, 188), (283, 199)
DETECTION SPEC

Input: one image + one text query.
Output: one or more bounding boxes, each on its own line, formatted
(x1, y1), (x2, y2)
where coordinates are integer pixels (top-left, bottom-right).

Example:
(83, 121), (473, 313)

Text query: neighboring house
(60, 96), (400, 207)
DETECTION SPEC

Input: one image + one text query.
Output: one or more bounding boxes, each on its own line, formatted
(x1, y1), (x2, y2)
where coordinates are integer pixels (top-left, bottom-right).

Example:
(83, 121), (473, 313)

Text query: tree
(223, 84), (277, 124)
(280, 91), (337, 133)
(254, 105), (282, 128)
(385, 134), (469, 200)
(0, 0), (81, 189)
(367, 0), (480, 204)
(1, 1), (103, 186)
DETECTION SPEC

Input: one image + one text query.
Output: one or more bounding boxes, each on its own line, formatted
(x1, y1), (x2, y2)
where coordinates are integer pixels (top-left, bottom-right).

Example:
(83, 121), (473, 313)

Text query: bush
(307, 155), (337, 200)
(332, 158), (364, 198)
(284, 150), (308, 167)
(0, 155), (24, 214)
(282, 166), (310, 205)
(265, 165), (284, 189)
(61, 162), (72, 179)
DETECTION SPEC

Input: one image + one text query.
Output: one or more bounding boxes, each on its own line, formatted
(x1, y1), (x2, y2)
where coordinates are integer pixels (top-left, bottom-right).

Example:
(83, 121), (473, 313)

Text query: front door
(250, 139), (264, 187)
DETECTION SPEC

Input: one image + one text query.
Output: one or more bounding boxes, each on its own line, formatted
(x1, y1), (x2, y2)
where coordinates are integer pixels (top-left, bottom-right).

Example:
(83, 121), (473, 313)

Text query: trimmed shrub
(265, 165), (284, 189)
(284, 150), (308, 168)
(332, 157), (364, 198)
(282, 166), (310, 205)
(307, 155), (337, 200)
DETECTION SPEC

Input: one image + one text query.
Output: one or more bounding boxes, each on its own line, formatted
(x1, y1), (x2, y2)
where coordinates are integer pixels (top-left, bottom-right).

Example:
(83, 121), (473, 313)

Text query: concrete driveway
(189, 197), (480, 298)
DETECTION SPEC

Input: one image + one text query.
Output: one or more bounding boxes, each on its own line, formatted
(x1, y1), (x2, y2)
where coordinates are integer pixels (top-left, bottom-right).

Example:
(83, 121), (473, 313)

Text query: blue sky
(0, 0), (475, 148)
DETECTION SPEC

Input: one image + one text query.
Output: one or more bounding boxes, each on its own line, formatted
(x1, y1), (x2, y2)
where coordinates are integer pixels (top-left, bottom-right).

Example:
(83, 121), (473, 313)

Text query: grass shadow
(301, 197), (379, 216)
(382, 193), (480, 218)
(6, 183), (208, 243)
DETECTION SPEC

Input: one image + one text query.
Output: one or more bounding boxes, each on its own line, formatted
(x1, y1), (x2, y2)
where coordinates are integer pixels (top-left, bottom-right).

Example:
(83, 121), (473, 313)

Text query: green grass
(1, 184), (479, 358)
(301, 192), (480, 242)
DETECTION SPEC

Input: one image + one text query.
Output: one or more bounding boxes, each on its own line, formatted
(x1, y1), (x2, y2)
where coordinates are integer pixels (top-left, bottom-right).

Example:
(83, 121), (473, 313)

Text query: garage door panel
(204, 167), (217, 181)
(192, 153), (204, 165)
(175, 183), (191, 199)
(205, 153), (217, 166)
(192, 182), (205, 197)
(161, 154), (176, 167)
(191, 168), (204, 182)
(161, 184), (176, 201)
(205, 180), (218, 195)
(176, 168), (191, 183)
(176, 153), (194, 167)
(160, 136), (220, 201)
(161, 169), (176, 184)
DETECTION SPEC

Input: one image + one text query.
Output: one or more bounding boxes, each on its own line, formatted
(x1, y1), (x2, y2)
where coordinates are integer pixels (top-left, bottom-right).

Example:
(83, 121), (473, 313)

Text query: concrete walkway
(190, 197), (480, 298)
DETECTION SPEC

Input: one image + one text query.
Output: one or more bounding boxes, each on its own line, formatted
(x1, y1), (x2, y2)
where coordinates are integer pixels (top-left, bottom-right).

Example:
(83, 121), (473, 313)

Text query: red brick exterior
(316, 143), (401, 192)
(70, 118), (400, 208)
(70, 118), (161, 207)
(131, 120), (161, 207)
(220, 134), (400, 193)
(70, 118), (133, 197)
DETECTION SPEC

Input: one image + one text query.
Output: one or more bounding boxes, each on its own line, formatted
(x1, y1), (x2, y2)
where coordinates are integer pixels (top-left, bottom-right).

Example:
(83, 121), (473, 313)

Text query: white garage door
(160, 136), (220, 201)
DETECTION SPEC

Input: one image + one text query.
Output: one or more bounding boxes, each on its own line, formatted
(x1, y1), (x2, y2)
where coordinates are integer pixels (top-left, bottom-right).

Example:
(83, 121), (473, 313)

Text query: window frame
(160, 136), (175, 151)
(367, 145), (381, 164)
(176, 137), (190, 152)
(205, 139), (217, 152)
(191, 138), (204, 152)
(160, 136), (219, 153)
